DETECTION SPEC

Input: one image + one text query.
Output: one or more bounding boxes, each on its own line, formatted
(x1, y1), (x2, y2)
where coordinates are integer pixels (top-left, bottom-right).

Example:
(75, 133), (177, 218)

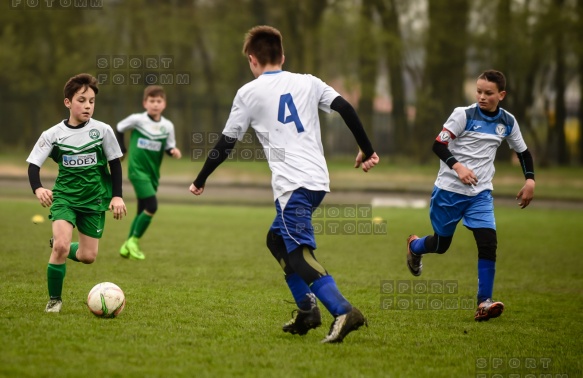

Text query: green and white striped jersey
(27, 119), (123, 211)
(117, 112), (176, 186)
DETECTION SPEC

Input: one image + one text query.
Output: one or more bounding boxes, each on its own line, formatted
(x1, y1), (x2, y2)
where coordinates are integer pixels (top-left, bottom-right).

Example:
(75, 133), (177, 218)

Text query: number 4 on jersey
(278, 93), (304, 133)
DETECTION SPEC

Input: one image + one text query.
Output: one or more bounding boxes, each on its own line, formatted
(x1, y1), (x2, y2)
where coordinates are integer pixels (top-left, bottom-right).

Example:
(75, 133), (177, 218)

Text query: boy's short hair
(242, 25), (284, 66)
(64, 73), (98, 100)
(478, 70), (506, 92)
(143, 85), (166, 101)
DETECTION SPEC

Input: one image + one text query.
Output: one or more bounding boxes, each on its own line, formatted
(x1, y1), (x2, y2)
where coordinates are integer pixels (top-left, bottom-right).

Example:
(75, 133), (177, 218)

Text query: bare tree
(578, 0), (583, 165)
(357, 0), (379, 138)
(374, 0), (409, 155)
(414, 0), (469, 162)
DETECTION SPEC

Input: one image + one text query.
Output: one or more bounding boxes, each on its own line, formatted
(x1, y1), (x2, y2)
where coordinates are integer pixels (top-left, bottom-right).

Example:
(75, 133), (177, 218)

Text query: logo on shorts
(89, 129), (100, 140)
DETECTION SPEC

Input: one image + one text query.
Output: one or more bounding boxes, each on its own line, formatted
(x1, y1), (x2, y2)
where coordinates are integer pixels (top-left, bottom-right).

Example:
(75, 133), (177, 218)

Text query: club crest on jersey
(63, 152), (97, 167)
(496, 124), (507, 136)
(89, 129), (100, 140)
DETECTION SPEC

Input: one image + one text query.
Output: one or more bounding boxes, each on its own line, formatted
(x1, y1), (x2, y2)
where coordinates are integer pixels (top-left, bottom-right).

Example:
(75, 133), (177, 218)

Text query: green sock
(132, 211), (152, 238)
(67, 242), (79, 262)
(128, 215), (139, 239)
(47, 263), (66, 299)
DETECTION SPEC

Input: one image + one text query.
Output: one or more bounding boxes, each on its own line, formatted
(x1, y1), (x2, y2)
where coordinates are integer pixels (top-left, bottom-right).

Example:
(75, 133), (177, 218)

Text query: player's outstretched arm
(190, 134), (237, 196)
(189, 184), (204, 196)
(355, 151), (379, 172)
(330, 96), (378, 172)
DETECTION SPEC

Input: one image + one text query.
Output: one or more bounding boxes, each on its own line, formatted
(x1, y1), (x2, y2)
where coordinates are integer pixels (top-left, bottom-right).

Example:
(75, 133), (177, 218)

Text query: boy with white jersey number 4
(406, 70), (535, 321)
(189, 25), (379, 343)
(116, 85), (182, 260)
(27, 73), (127, 313)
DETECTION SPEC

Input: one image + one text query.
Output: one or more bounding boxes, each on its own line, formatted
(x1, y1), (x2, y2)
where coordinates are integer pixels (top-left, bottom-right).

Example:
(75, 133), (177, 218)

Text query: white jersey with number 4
(222, 71), (340, 200)
(435, 103), (528, 196)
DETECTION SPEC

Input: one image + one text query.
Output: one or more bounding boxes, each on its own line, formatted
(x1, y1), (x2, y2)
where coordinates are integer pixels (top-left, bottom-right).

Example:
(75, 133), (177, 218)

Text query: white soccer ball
(87, 282), (126, 318)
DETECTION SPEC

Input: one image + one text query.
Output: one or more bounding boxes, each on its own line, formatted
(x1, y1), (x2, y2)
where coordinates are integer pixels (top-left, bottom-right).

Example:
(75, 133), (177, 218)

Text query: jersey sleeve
(116, 113), (140, 133)
(26, 129), (54, 167)
(222, 90), (251, 141)
(440, 107), (467, 138)
(103, 125), (124, 161)
(312, 75), (340, 114)
(505, 117), (528, 153)
(164, 120), (177, 150)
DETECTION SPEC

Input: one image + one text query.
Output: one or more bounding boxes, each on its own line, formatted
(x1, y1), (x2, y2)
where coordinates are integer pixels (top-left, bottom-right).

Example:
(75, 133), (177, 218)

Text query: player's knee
(473, 228), (497, 261)
(426, 234), (452, 254)
(266, 230), (293, 274)
(146, 200), (158, 215)
(141, 196), (158, 215)
(435, 235), (453, 254)
(77, 248), (98, 264)
(266, 230), (285, 260)
(288, 245), (326, 285)
(52, 240), (70, 258)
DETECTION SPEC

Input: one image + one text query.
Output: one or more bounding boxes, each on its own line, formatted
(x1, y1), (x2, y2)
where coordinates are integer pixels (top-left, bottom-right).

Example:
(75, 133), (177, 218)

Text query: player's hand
(171, 148), (182, 159)
(34, 187), (53, 207)
(355, 151), (379, 172)
(189, 183), (204, 196)
(109, 197), (127, 220)
(453, 163), (478, 186)
(516, 179), (535, 209)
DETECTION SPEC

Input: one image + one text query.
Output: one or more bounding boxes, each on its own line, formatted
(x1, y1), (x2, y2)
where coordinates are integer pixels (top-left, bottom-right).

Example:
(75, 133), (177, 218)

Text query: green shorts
(130, 178), (158, 199)
(49, 202), (106, 239)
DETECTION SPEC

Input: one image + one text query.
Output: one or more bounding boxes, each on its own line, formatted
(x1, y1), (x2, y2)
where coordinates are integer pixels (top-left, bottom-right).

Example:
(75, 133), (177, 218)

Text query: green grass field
(0, 198), (581, 378)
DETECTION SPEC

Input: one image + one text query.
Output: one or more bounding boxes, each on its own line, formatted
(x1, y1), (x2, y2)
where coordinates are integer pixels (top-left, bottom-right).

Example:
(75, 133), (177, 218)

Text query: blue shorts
(270, 187), (326, 253)
(430, 186), (496, 237)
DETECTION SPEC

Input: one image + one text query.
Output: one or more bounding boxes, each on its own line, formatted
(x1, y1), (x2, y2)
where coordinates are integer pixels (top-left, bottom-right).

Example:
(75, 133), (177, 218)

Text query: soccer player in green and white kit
(27, 73), (127, 313)
(116, 85), (182, 260)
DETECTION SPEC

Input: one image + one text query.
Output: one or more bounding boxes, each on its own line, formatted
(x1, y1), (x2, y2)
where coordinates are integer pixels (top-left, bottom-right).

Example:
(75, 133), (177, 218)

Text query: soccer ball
(87, 282), (126, 318)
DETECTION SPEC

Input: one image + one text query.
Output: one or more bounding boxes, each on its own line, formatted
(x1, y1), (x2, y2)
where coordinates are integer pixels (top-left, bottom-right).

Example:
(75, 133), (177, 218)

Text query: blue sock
(310, 275), (352, 316)
(410, 236), (429, 254)
(477, 259), (496, 304)
(285, 273), (312, 310)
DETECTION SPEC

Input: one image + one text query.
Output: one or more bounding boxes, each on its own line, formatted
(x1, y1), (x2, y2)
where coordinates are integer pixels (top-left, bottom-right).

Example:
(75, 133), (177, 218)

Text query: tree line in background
(1, 0), (581, 166)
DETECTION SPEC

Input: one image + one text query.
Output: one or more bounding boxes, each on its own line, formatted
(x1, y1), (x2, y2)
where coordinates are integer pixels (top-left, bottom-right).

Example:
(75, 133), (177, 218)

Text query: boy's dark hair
(242, 25), (283, 66)
(143, 85), (166, 101)
(63, 73), (99, 100)
(478, 70), (506, 92)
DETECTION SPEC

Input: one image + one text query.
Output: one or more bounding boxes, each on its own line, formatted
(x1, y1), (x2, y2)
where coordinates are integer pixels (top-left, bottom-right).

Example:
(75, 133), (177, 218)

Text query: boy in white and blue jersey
(189, 25), (379, 343)
(407, 70), (536, 321)
(27, 73), (127, 313)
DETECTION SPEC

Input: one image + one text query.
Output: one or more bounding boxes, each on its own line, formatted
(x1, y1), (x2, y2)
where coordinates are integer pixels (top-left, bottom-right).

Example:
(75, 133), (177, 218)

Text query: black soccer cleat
(282, 293), (322, 336)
